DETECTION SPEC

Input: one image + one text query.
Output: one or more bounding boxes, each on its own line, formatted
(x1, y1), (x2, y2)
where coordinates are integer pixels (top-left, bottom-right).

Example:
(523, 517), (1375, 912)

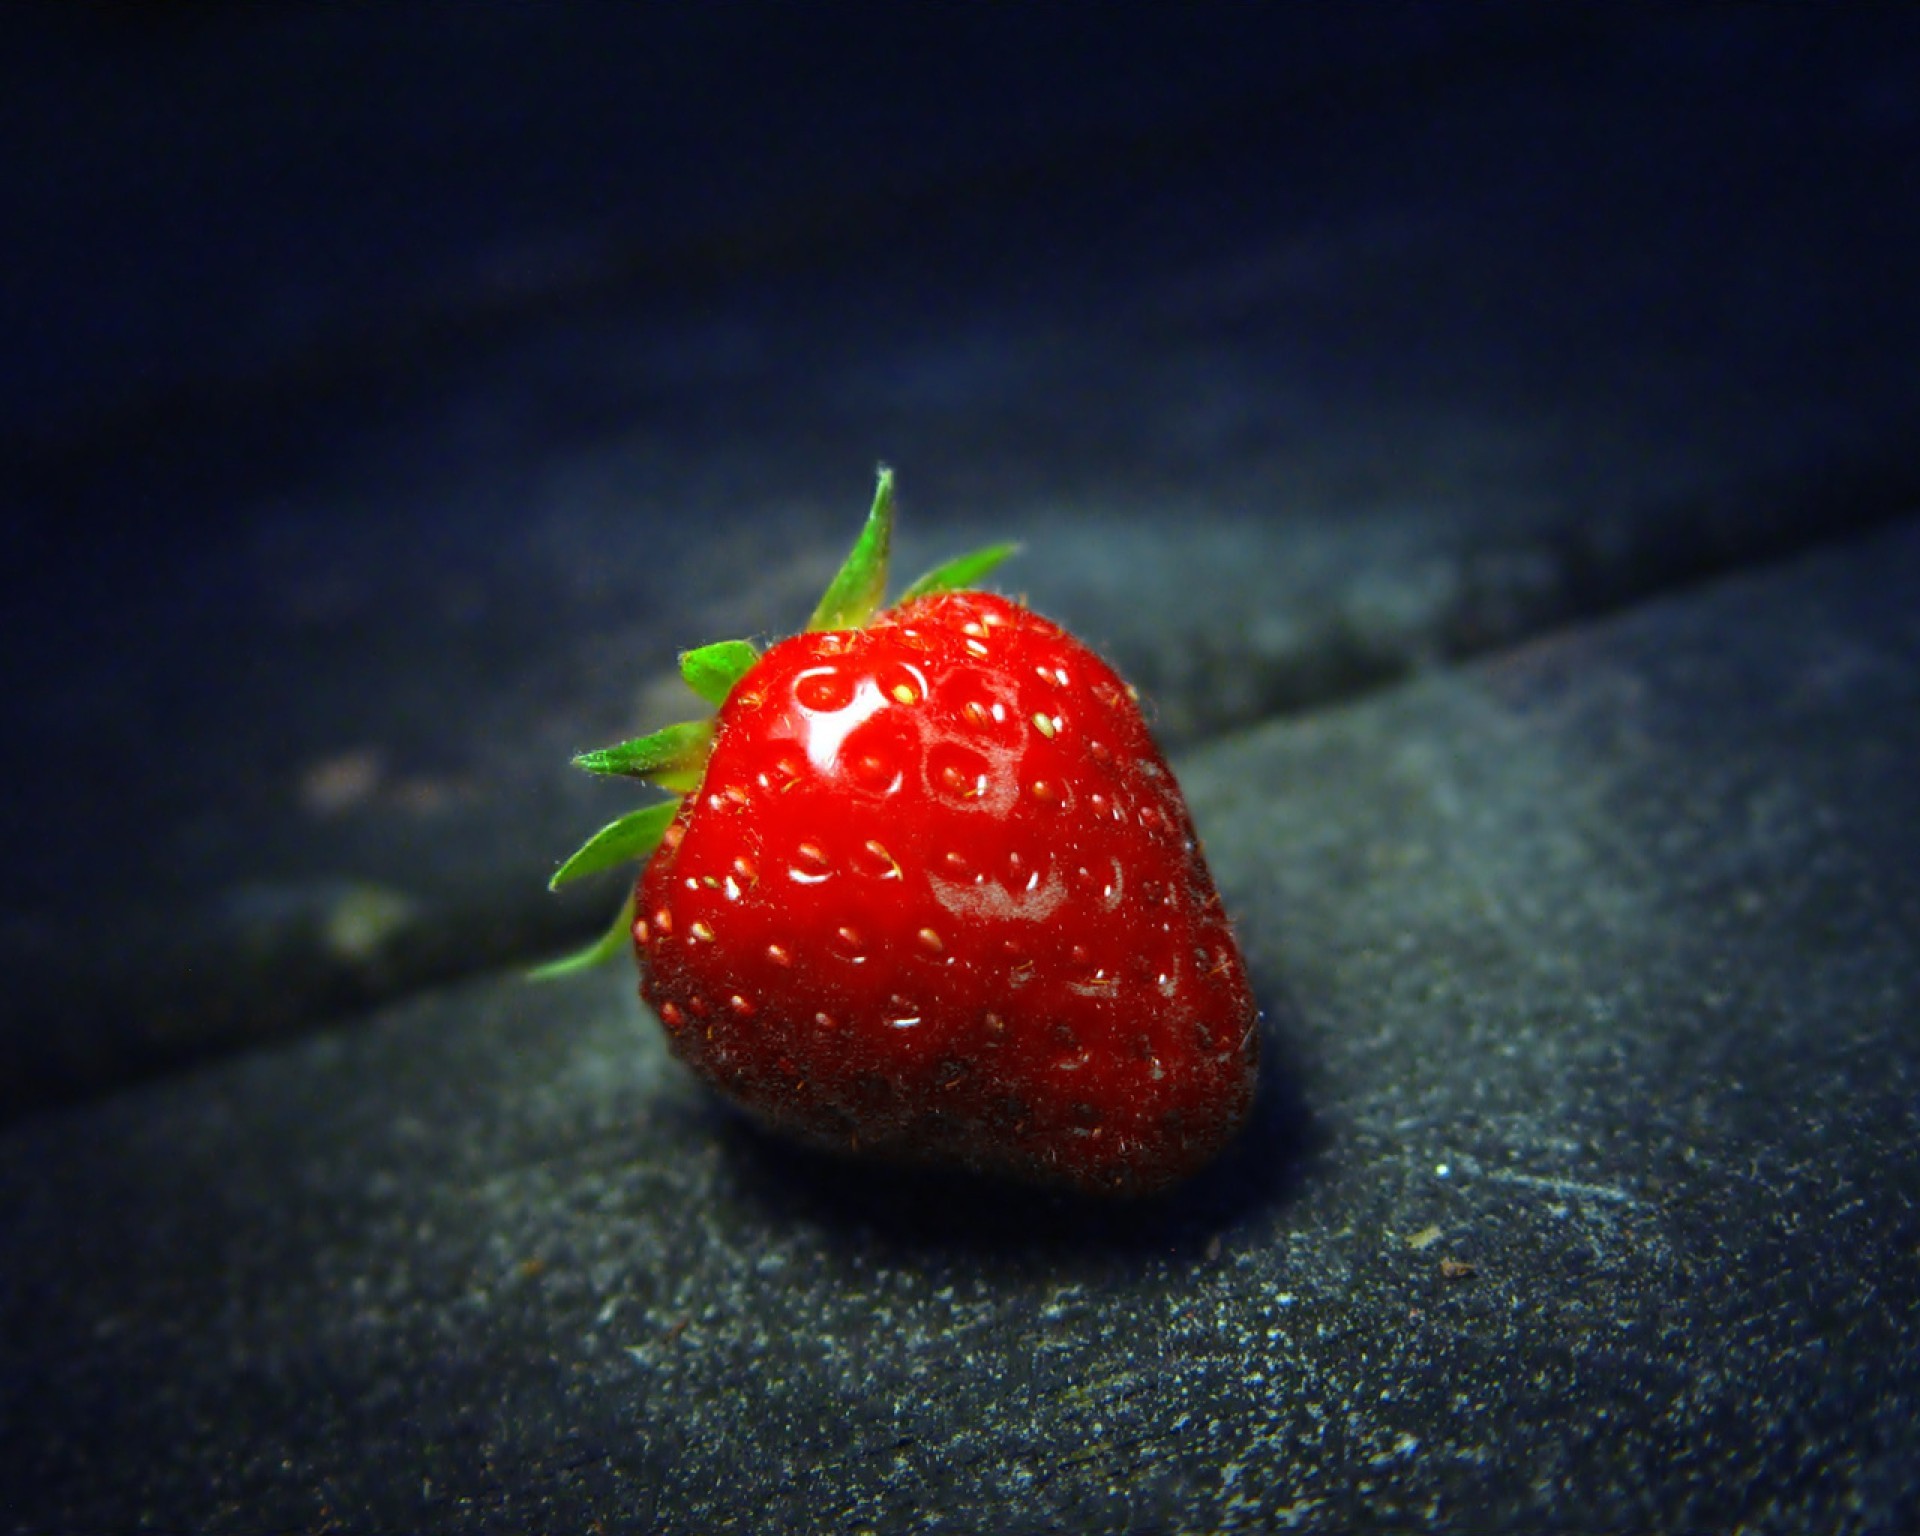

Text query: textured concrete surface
(7, 9), (1920, 1111)
(5, 518), (1915, 1533)
(5, 14), (1919, 1524)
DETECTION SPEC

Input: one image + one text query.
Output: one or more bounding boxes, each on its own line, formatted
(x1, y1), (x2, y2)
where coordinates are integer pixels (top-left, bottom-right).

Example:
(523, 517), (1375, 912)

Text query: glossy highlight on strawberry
(540, 471), (1259, 1196)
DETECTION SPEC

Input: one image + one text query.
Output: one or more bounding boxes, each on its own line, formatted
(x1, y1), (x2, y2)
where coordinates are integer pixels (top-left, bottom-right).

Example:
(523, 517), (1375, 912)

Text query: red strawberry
(541, 472), (1258, 1195)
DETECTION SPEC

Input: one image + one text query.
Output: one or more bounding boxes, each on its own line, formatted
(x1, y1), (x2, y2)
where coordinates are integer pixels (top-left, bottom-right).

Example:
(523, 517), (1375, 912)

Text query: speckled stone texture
(5, 518), (1915, 1533)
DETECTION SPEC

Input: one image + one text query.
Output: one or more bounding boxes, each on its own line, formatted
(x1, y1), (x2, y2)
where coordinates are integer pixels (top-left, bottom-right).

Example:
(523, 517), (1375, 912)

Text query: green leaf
(680, 639), (760, 707)
(548, 799), (680, 891)
(807, 466), (894, 632)
(527, 888), (638, 980)
(897, 541), (1020, 603)
(573, 719), (714, 791)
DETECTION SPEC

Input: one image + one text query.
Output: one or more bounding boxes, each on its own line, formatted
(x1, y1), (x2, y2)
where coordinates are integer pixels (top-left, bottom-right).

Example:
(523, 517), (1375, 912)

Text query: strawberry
(540, 471), (1259, 1195)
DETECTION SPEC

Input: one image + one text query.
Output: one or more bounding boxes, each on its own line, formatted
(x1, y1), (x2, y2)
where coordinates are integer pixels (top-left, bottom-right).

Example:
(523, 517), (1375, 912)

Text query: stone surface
(8, 9), (1920, 1111)
(5, 517), (1916, 1533)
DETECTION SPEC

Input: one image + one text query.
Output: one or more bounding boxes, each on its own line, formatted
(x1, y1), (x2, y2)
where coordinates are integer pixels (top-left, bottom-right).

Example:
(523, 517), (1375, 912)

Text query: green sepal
(573, 719), (714, 792)
(547, 799), (680, 891)
(680, 639), (760, 707)
(807, 466), (894, 632)
(527, 887), (638, 980)
(898, 541), (1020, 603)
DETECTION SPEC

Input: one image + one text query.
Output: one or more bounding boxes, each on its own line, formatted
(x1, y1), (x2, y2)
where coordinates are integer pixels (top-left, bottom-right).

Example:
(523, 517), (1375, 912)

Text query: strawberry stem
(807, 466), (894, 632)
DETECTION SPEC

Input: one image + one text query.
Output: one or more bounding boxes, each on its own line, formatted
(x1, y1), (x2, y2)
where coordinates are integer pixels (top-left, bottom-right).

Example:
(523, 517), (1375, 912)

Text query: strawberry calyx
(679, 639), (761, 706)
(572, 718), (716, 791)
(532, 467), (1016, 978)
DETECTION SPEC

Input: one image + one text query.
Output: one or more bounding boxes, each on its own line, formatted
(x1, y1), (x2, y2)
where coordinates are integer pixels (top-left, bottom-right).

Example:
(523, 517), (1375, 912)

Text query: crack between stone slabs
(1159, 454), (1920, 753)
(8, 476), (1915, 1128)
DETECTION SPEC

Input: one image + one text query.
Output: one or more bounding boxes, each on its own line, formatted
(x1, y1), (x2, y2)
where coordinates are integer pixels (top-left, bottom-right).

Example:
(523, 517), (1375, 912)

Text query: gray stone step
(5, 515), (1915, 1532)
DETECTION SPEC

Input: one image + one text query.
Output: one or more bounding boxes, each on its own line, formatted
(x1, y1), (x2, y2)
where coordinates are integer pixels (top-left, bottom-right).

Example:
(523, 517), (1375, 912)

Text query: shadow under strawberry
(706, 981), (1322, 1262)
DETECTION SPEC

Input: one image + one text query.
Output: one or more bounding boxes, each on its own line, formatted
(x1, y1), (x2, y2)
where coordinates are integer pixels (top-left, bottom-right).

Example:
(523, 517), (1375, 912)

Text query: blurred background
(4, 1), (1919, 1117)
